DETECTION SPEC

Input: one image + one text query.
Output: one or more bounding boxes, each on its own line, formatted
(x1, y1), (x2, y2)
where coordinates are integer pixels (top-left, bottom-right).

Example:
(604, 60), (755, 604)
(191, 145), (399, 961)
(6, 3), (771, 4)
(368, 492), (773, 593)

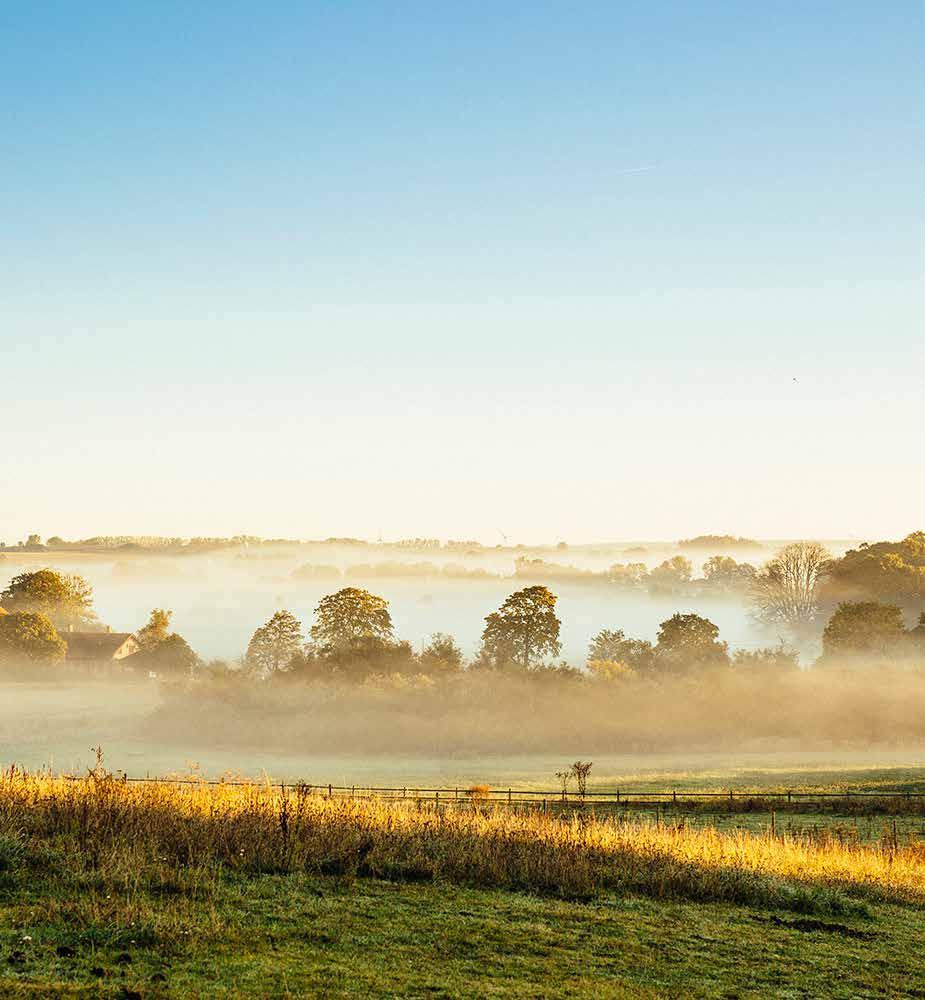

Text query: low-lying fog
(0, 539), (854, 662)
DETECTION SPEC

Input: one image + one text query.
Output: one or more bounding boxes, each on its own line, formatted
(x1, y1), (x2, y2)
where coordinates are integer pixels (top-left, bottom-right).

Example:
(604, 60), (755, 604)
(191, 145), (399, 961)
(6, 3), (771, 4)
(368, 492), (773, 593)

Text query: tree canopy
(309, 588), (393, 652)
(132, 608), (200, 676)
(479, 586), (561, 669)
(246, 610), (304, 675)
(821, 601), (908, 659)
(0, 612), (66, 665)
(0, 569), (96, 629)
(655, 613), (729, 671)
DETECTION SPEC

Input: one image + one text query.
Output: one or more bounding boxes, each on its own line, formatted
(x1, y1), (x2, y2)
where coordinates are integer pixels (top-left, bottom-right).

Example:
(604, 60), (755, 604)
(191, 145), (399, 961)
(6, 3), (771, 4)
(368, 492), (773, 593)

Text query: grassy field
(2, 769), (925, 997)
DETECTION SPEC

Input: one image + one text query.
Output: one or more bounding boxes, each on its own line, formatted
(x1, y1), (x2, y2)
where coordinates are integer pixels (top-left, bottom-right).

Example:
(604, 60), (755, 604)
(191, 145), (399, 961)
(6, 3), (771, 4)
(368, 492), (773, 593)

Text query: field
(2, 767), (925, 997)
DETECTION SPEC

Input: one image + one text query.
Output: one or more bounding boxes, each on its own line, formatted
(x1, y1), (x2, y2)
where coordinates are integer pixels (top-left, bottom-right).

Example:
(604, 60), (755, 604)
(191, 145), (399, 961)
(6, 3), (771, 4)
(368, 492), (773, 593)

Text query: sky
(1, 2), (923, 546)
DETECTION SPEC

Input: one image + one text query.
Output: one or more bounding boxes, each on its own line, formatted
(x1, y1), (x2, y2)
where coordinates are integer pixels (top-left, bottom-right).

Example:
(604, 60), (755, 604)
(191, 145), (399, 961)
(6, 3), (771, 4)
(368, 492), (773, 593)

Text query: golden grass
(2, 768), (924, 913)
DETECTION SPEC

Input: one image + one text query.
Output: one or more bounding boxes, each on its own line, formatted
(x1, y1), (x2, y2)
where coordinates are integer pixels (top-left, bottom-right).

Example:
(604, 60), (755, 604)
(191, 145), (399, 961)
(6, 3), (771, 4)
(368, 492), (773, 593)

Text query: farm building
(61, 628), (140, 670)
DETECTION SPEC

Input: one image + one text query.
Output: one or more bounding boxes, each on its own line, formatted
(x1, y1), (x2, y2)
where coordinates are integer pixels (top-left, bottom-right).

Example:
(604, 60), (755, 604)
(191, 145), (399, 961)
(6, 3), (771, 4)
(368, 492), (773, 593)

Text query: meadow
(1, 766), (925, 997)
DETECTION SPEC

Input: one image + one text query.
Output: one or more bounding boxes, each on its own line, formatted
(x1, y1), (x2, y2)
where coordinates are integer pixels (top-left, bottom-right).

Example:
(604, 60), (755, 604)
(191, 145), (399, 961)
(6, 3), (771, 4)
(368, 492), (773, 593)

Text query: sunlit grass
(2, 768), (925, 915)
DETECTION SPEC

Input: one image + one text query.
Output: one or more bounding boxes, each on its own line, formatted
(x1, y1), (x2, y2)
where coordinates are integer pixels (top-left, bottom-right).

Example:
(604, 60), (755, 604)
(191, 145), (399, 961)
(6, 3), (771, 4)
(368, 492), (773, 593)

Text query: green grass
(1, 856), (923, 998)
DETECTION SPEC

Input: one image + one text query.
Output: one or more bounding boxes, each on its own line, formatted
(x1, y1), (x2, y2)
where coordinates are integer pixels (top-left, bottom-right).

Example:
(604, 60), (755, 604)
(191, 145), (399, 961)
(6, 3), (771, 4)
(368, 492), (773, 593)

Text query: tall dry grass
(2, 768), (924, 914)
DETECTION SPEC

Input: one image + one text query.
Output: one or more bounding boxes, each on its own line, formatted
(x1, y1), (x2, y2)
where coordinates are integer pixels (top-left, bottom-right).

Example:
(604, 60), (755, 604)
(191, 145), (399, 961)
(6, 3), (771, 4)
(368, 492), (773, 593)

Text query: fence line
(41, 772), (925, 806)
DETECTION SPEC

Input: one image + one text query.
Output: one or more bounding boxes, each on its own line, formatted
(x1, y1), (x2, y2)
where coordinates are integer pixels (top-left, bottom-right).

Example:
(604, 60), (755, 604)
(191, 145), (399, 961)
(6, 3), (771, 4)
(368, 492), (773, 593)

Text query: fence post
(328, 784), (332, 798)
(787, 789), (791, 804)
(508, 788), (512, 805)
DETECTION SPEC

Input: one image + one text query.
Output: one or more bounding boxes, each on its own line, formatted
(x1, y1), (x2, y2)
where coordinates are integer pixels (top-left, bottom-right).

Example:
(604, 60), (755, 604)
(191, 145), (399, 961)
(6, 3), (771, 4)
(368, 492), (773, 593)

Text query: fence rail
(41, 772), (925, 808)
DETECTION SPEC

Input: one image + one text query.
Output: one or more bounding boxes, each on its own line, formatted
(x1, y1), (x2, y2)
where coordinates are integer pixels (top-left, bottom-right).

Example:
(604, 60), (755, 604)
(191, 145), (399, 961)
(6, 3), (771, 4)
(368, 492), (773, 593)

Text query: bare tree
(749, 541), (831, 627)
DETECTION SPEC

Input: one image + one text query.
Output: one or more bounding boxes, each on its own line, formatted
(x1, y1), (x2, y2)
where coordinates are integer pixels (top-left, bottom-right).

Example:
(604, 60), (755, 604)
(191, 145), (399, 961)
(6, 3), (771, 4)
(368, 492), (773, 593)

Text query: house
(61, 627), (140, 670)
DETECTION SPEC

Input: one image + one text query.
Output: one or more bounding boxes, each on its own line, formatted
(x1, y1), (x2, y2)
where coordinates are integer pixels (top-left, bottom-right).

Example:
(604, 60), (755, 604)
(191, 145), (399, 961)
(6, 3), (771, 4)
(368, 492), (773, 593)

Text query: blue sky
(1, 2), (923, 544)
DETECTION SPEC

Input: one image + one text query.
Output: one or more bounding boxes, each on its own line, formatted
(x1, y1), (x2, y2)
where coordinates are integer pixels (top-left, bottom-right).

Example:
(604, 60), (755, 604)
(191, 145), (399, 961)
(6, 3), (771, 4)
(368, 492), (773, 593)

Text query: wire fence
(52, 772), (925, 810)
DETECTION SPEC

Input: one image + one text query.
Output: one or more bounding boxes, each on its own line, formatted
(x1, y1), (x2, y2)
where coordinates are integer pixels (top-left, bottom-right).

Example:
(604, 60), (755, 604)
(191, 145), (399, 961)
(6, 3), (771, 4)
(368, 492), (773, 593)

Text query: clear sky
(2, 2), (923, 545)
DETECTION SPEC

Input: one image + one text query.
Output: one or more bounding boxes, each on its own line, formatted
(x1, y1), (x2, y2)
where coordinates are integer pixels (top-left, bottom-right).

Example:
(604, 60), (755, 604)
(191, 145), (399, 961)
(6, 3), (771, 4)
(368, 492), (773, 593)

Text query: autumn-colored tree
(648, 556), (693, 591)
(587, 628), (654, 672)
(246, 610), (304, 675)
(0, 569), (96, 629)
(821, 601), (907, 659)
(135, 609), (173, 649)
(702, 556), (757, 590)
(478, 586), (561, 669)
(655, 612), (728, 671)
(309, 588), (393, 651)
(0, 612), (66, 665)
(132, 608), (200, 676)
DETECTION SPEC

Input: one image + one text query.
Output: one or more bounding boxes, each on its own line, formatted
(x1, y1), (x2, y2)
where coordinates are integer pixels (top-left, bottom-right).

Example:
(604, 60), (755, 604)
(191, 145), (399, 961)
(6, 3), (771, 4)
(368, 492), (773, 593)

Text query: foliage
(648, 556), (693, 591)
(133, 633), (200, 676)
(731, 646), (799, 672)
(821, 532), (925, 607)
(419, 632), (463, 672)
(655, 613), (729, 671)
(135, 608), (173, 648)
(702, 555), (757, 591)
(478, 586), (561, 669)
(605, 562), (648, 586)
(132, 608), (200, 676)
(587, 628), (655, 673)
(679, 534), (762, 550)
(0, 611), (66, 664)
(246, 610), (304, 675)
(586, 658), (637, 682)
(310, 588), (393, 652)
(749, 541), (831, 627)
(821, 601), (908, 660)
(0, 568), (96, 628)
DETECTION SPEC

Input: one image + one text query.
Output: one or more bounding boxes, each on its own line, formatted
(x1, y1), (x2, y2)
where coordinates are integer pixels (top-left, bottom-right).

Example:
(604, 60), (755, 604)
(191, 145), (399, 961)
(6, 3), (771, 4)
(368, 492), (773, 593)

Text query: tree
(702, 556), (757, 591)
(648, 556), (693, 591)
(246, 610), (304, 675)
(310, 588), (393, 652)
(821, 601), (907, 659)
(132, 608), (200, 676)
(749, 542), (831, 628)
(0, 569), (96, 629)
(820, 532), (925, 607)
(134, 634), (200, 676)
(587, 629), (654, 672)
(0, 612), (66, 665)
(606, 563), (648, 587)
(420, 632), (463, 673)
(478, 586), (561, 669)
(655, 613), (728, 671)
(135, 609), (173, 649)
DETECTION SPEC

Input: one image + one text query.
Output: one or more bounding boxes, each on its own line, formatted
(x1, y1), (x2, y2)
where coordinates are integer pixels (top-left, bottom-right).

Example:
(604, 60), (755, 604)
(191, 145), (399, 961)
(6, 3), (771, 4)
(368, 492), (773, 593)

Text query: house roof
(63, 632), (137, 661)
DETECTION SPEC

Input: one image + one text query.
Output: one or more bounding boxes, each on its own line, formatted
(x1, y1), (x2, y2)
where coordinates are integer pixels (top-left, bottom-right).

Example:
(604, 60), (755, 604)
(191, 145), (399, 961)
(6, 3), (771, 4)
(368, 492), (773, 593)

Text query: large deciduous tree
(655, 613), (729, 671)
(821, 601), (907, 660)
(0, 611), (66, 665)
(0, 569), (96, 629)
(132, 608), (200, 676)
(246, 610), (304, 675)
(309, 588), (393, 652)
(749, 542), (831, 628)
(478, 586), (561, 669)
